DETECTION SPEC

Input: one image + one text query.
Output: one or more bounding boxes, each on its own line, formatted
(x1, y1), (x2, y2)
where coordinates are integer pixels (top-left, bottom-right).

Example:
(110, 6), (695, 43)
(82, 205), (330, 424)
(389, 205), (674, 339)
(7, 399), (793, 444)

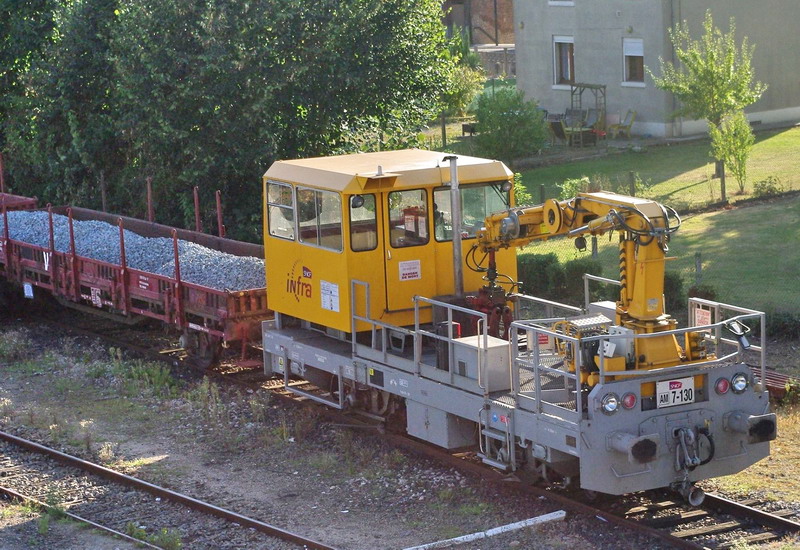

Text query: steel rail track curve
(0, 430), (338, 550)
(0, 484), (161, 549)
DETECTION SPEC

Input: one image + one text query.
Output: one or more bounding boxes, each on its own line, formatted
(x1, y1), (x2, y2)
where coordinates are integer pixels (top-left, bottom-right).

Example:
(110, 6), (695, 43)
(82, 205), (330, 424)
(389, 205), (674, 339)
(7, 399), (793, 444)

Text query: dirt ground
(0, 319), (798, 549)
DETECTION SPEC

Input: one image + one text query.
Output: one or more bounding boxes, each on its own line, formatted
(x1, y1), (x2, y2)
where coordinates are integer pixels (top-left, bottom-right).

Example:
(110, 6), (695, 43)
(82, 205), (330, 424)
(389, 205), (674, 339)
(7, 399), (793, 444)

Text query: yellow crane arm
(477, 191), (680, 323)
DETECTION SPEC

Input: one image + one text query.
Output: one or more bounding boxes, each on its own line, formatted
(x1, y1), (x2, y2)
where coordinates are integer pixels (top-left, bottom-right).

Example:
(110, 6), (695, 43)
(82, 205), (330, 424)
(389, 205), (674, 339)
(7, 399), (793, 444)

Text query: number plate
(656, 376), (695, 409)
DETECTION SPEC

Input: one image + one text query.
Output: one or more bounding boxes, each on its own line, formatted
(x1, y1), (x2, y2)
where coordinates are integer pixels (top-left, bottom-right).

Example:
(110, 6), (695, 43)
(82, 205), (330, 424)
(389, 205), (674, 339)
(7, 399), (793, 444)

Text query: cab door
(382, 188), (435, 313)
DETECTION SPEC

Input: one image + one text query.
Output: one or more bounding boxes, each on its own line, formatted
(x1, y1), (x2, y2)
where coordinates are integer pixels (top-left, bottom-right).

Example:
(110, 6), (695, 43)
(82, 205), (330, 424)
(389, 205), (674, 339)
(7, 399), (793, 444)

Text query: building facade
(514, 1), (800, 137)
(444, 0), (515, 45)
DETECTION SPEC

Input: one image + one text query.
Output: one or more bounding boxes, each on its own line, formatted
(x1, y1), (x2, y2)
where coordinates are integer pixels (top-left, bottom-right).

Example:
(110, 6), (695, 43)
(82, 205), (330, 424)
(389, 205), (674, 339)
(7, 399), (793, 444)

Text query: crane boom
(476, 190), (681, 332)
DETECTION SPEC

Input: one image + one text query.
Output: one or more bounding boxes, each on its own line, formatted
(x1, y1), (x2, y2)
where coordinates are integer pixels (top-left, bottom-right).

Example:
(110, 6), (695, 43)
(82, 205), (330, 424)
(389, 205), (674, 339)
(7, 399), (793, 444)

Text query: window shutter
(623, 38), (643, 58)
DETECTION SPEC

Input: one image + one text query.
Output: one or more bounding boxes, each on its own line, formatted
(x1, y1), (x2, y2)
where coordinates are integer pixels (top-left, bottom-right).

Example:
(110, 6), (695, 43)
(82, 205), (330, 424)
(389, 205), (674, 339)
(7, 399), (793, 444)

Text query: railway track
(0, 430), (336, 550)
(389, 434), (800, 549)
(11, 307), (800, 549)
(616, 491), (800, 548)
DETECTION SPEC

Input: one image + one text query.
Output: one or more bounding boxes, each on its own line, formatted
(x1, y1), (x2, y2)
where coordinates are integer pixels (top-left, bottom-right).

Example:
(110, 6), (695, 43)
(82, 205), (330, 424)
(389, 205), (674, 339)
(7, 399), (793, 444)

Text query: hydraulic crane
(472, 191), (691, 376)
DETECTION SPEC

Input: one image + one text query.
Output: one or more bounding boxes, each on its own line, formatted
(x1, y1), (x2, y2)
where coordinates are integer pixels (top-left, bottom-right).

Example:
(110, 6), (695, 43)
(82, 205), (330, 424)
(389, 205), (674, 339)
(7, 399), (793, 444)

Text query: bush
(474, 88), (548, 163)
(558, 177), (592, 199)
(752, 175), (784, 198)
(688, 283), (717, 301)
(517, 252), (564, 298)
(765, 311), (800, 339)
(563, 257), (604, 305)
(443, 65), (485, 117)
(513, 172), (533, 206)
(516, 253), (603, 306)
(663, 271), (687, 315)
(709, 111), (755, 194)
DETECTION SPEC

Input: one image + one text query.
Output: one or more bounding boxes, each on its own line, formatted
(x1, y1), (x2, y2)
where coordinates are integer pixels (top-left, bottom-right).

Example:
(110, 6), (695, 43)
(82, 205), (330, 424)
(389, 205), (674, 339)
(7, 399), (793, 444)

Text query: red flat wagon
(1, 198), (271, 365)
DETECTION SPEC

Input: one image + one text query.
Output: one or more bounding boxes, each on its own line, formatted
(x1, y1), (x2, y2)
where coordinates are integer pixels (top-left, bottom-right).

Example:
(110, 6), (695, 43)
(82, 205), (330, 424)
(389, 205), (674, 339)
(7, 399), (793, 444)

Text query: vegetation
(709, 110), (755, 194)
(473, 88), (547, 164)
(1, 0), (454, 241)
(519, 128), (800, 210)
(442, 27), (484, 118)
(517, 252), (604, 306)
(521, 192), (800, 321)
(651, 11), (766, 202)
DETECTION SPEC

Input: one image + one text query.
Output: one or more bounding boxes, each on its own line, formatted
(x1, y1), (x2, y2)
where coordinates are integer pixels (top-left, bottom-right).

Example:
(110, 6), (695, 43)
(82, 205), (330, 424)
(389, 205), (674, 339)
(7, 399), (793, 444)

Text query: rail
(0, 430), (337, 550)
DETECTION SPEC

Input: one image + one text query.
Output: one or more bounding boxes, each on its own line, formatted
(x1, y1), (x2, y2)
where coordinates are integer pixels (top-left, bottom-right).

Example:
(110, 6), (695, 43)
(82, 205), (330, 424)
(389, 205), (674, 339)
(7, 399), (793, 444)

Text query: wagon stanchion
(216, 189), (226, 238)
(146, 176), (154, 223)
(118, 218), (130, 315)
(193, 186), (202, 233)
(48, 205), (57, 293)
(0, 151), (5, 193)
(1, 201), (9, 276)
(172, 229), (185, 329)
(68, 208), (80, 302)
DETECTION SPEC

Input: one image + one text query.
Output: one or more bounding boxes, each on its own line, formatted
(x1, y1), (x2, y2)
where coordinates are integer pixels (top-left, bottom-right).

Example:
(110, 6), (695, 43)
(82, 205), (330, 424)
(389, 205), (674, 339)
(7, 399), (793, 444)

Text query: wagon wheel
(181, 330), (220, 368)
(195, 332), (221, 368)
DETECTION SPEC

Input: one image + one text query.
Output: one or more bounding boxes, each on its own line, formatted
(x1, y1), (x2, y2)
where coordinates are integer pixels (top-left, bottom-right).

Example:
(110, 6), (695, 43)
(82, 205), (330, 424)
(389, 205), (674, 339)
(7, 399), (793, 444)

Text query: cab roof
(264, 149), (513, 194)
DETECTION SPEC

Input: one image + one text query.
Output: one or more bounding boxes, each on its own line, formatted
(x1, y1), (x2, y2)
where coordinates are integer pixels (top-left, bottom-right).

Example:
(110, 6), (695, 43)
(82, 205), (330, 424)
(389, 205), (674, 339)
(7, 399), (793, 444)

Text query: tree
(652, 11), (766, 202)
(441, 27), (484, 118)
(4, 0), (454, 241)
(112, 0), (453, 236)
(0, 0), (61, 150)
(474, 88), (547, 165)
(3, 0), (121, 207)
(709, 111), (755, 195)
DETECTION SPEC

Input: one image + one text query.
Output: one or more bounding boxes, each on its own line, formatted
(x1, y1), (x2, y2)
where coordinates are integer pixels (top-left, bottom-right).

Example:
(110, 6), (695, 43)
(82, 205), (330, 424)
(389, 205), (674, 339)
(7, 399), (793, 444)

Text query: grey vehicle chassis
(262, 288), (774, 496)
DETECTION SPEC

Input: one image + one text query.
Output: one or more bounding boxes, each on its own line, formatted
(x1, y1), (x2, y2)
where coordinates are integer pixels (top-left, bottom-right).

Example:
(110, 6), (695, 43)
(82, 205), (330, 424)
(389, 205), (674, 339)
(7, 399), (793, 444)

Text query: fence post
(694, 252), (702, 286)
(539, 184), (545, 204)
(628, 171), (636, 196)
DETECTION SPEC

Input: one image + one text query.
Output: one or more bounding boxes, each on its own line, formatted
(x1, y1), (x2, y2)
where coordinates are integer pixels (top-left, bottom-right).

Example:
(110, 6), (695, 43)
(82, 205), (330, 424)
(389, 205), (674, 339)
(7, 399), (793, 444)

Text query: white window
(267, 181), (295, 241)
(297, 187), (343, 251)
(553, 36), (575, 86)
(623, 38), (645, 85)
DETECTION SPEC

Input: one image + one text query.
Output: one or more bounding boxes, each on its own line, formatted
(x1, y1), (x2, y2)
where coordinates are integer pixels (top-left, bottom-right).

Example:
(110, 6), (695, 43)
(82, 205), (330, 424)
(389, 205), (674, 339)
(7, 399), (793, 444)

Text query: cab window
(297, 186), (343, 251)
(388, 189), (428, 248)
(349, 194), (378, 252)
(267, 181), (295, 240)
(433, 182), (509, 241)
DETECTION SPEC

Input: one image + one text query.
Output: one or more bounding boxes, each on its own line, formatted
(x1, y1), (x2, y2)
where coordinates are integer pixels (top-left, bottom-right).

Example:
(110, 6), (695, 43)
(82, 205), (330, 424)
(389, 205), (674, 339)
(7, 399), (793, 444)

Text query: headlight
(731, 373), (749, 394)
(601, 393), (619, 414)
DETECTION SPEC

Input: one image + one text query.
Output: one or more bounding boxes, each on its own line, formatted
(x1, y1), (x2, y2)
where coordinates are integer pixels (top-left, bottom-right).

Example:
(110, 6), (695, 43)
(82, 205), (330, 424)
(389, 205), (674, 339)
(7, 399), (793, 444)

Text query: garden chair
(609, 110), (636, 139)
(549, 119), (568, 146)
(564, 108), (586, 129)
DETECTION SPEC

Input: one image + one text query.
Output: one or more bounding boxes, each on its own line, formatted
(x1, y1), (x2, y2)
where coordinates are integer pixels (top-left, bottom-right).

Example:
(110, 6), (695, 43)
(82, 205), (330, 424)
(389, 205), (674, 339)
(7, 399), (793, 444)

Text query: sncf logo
(287, 261), (312, 302)
(669, 381), (683, 390)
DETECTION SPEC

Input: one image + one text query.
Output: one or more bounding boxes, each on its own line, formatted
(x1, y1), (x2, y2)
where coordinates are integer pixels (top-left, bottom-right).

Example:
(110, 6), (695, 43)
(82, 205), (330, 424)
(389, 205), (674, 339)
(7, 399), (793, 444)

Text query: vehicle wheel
(197, 332), (221, 367)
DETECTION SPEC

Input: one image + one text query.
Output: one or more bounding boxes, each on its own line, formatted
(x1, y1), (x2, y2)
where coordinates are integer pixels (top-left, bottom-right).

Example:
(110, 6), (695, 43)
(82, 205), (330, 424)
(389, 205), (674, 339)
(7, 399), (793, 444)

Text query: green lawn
(521, 192), (800, 314)
(669, 194), (800, 311)
(519, 127), (800, 211)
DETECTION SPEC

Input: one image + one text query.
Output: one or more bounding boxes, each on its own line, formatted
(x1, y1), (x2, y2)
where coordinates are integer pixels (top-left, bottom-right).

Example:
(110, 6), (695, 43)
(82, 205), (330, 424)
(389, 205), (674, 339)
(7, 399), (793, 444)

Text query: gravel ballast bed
(2, 210), (265, 291)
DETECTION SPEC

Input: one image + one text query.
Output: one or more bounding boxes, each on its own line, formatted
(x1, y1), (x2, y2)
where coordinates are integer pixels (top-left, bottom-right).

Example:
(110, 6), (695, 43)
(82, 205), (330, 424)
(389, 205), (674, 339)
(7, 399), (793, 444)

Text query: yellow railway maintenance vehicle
(261, 149), (775, 503)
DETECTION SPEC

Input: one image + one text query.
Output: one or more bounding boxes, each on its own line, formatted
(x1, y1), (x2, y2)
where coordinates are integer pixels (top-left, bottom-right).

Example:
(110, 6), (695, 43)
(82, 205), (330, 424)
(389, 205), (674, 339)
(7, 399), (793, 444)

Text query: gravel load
(1, 210), (265, 291)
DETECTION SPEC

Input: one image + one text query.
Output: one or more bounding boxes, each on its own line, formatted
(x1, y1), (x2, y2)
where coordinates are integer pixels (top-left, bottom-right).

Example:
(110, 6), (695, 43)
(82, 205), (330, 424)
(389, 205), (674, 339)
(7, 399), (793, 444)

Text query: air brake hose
(691, 427), (715, 470)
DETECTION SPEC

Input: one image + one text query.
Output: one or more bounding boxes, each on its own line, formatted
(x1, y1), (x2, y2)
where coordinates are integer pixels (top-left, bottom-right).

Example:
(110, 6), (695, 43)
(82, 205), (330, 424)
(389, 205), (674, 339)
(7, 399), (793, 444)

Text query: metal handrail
(582, 273), (620, 310)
